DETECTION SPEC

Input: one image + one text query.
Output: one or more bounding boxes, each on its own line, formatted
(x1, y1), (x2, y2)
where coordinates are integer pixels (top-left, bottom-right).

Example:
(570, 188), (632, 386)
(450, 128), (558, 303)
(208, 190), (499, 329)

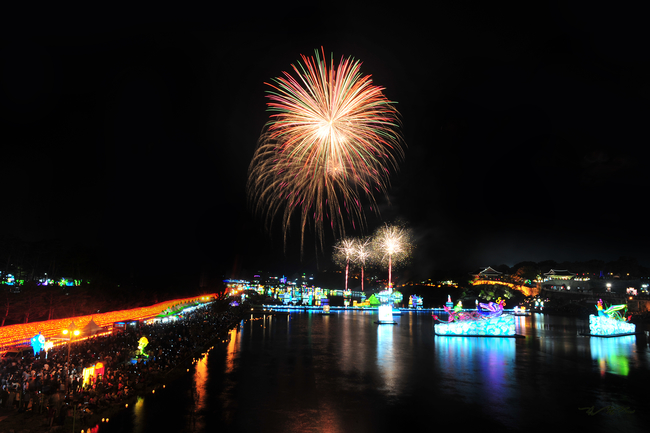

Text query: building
(471, 267), (504, 281)
(542, 269), (590, 292)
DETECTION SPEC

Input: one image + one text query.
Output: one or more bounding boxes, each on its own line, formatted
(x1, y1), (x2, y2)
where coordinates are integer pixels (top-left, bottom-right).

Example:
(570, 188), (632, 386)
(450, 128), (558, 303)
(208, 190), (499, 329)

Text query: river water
(99, 311), (650, 432)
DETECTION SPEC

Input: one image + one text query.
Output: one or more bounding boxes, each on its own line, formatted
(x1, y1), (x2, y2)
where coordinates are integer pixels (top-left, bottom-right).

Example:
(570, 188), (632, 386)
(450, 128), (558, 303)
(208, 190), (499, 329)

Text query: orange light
(0, 294), (216, 349)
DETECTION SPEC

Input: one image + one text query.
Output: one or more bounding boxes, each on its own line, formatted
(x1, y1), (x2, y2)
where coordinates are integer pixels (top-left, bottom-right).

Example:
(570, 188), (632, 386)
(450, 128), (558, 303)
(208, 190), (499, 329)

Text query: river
(98, 310), (650, 432)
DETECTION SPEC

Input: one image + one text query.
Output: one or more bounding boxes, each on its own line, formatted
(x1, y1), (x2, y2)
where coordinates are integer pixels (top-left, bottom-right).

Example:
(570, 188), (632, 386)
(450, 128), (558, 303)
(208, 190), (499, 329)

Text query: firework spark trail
(353, 237), (372, 292)
(247, 48), (405, 251)
(333, 238), (357, 291)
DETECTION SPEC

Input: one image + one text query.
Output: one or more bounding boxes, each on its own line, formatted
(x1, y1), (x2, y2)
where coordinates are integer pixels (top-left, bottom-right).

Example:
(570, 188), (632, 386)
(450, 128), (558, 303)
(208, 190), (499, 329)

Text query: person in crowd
(0, 301), (243, 427)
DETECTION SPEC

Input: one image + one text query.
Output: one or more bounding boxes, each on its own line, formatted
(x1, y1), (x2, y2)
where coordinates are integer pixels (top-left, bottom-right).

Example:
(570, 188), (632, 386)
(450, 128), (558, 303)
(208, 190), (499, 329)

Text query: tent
(368, 294), (381, 307)
(81, 318), (105, 336)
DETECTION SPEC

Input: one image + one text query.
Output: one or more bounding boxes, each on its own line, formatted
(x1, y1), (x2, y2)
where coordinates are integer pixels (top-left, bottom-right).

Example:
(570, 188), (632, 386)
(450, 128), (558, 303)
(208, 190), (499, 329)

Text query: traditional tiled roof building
(542, 269), (590, 292)
(471, 266), (504, 280)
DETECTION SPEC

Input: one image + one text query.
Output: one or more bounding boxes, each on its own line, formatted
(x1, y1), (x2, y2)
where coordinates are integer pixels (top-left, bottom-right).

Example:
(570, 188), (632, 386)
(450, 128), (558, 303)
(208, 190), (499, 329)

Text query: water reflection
(590, 335), (635, 376)
(98, 313), (650, 432)
(225, 327), (239, 374)
(435, 337), (515, 413)
(376, 323), (397, 395)
(133, 396), (145, 433)
(532, 314), (592, 361)
(191, 352), (209, 431)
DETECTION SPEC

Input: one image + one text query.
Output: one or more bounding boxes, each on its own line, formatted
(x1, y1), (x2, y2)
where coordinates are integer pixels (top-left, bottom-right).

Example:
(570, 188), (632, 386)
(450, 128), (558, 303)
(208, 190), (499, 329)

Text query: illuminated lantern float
(375, 290), (397, 324)
(409, 295), (423, 309)
(321, 297), (330, 315)
(31, 333), (46, 356)
(434, 298), (518, 337)
(585, 300), (636, 337)
(83, 362), (105, 387)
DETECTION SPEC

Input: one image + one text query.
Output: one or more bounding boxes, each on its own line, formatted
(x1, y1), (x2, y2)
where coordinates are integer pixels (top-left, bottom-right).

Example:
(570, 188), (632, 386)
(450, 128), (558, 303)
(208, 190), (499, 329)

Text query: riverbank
(0, 303), (247, 433)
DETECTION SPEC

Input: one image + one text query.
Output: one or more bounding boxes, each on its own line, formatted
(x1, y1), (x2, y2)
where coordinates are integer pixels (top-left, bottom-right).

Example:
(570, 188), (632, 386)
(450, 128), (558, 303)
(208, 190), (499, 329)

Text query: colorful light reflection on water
(435, 334), (516, 423)
(97, 311), (650, 433)
(191, 351), (209, 431)
(590, 335), (636, 376)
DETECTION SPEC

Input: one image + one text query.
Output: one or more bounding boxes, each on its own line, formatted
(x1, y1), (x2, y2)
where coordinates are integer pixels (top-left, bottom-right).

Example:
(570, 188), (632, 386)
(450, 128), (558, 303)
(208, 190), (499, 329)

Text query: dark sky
(2, 3), (649, 284)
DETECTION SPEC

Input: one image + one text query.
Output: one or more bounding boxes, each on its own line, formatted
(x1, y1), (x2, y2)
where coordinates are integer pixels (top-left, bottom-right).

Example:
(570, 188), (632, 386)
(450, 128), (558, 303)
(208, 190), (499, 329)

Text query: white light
(378, 305), (393, 323)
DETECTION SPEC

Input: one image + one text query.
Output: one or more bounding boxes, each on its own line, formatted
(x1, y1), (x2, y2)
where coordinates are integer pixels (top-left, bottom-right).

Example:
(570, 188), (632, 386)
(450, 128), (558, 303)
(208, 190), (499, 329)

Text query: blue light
(588, 315), (635, 336)
(435, 315), (516, 336)
(590, 335), (634, 376)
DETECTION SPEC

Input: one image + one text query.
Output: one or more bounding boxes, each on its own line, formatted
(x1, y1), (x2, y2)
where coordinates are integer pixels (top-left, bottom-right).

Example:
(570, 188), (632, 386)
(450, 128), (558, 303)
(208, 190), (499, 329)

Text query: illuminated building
(542, 269), (583, 291)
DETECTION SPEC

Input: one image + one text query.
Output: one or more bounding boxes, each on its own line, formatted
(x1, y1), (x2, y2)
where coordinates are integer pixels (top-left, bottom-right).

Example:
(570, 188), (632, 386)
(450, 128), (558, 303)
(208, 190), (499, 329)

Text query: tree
(11, 286), (46, 323)
(41, 285), (66, 320)
(512, 264), (538, 283)
(1, 291), (13, 327)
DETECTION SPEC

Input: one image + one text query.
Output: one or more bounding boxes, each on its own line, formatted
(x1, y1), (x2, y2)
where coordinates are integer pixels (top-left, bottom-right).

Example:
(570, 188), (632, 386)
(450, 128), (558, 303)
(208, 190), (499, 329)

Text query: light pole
(62, 323), (80, 393)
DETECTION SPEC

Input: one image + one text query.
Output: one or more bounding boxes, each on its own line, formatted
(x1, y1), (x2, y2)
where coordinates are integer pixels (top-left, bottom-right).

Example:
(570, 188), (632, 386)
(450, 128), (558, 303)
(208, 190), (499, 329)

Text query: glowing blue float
(435, 314), (516, 336)
(585, 299), (636, 337)
(434, 297), (520, 337)
(588, 315), (635, 337)
(31, 333), (45, 355)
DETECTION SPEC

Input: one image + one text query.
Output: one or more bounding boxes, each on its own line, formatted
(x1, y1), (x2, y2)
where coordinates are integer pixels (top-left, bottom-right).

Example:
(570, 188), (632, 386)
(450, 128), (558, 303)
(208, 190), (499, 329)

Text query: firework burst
(371, 223), (413, 290)
(247, 48), (405, 251)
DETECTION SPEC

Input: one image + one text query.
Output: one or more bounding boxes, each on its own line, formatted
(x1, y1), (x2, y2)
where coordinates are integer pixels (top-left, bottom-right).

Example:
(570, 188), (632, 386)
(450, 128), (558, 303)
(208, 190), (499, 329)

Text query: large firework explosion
(247, 48), (404, 252)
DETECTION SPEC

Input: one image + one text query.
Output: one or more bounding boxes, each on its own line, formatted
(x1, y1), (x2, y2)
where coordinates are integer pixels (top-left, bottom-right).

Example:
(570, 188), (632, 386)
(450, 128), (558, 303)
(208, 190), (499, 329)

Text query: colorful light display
(0, 295), (213, 349)
(434, 298), (515, 336)
(375, 289), (397, 324)
(247, 48), (405, 251)
(471, 279), (539, 297)
(590, 336), (634, 376)
(377, 304), (395, 324)
(588, 315), (636, 336)
(588, 299), (635, 336)
(138, 336), (149, 357)
(30, 333), (45, 355)
(82, 362), (105, 387)
(435, 315), (516, 337)
(408, 295), (423, 308)
(477, 298), (506, 318)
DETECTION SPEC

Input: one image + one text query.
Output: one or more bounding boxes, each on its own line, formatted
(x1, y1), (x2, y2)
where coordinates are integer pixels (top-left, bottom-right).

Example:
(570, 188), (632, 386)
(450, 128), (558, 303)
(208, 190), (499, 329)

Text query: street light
(62, 322), (80, 393)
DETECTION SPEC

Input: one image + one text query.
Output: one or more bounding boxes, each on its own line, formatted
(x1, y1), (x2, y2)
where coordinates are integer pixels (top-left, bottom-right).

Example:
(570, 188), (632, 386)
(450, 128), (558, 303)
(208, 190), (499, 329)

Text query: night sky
(2, 3), (649, 285)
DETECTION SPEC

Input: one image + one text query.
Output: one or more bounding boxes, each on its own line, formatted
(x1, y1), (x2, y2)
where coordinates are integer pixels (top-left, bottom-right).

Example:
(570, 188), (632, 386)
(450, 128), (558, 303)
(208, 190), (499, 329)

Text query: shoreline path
(0, 295), (249, 433)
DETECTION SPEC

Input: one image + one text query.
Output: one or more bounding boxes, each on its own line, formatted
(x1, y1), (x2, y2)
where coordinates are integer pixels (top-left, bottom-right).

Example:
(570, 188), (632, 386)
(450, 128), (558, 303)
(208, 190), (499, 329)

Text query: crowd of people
(0, 301), (244, 430)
